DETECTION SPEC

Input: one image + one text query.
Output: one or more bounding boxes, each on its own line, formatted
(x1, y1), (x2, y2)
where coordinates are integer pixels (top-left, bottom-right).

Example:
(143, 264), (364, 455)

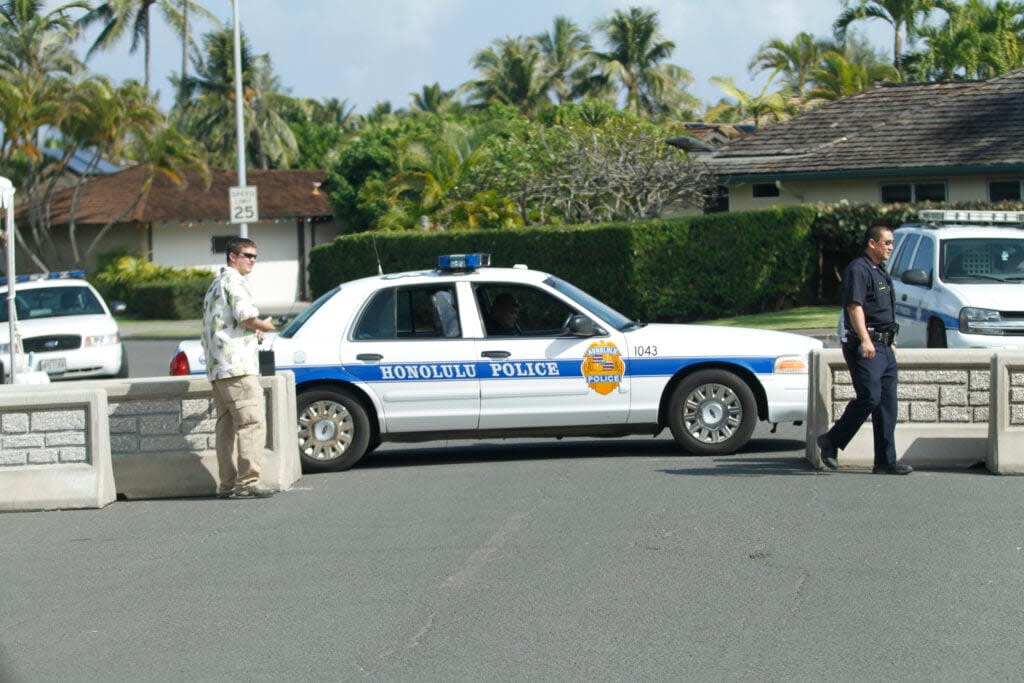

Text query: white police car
(170, 254), (822, 471)
(1, 271), (128, 381)
(888, 210), (1024, 347)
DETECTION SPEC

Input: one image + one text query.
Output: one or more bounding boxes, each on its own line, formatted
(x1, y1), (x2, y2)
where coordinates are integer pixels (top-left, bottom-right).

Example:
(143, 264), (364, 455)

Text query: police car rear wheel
(667, 370), (756, 455)
(297, 389), (371, 472)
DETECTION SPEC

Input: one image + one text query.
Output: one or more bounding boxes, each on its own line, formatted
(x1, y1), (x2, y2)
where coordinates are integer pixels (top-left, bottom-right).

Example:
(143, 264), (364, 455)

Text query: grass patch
(699, 305), (838, 330)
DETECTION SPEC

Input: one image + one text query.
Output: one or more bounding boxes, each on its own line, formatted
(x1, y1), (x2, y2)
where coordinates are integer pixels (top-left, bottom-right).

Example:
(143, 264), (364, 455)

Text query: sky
(76, 0), (893, 114)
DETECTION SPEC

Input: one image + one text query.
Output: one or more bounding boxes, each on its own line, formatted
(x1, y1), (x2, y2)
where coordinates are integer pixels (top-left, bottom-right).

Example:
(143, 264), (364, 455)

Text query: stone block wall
(0, 406), (89, 466)
(830, 366), (991, 424)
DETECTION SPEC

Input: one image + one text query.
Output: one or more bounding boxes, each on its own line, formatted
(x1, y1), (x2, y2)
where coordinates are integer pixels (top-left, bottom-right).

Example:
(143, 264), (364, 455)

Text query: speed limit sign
(229, 186), (259, 224)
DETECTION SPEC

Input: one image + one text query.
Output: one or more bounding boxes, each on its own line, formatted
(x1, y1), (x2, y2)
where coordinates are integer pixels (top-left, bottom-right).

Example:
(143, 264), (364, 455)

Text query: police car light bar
(918, 210), (1024, 225)
(0, 269), (86, 286)
(438, 253), (491, 271)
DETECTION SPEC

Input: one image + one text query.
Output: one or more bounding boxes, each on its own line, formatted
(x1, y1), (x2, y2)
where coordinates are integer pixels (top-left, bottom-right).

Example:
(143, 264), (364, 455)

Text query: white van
(887, 210), (1024, 348)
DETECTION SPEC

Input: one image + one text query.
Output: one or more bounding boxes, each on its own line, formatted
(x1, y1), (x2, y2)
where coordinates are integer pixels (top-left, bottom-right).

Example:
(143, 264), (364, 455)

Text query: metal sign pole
(232, 0), (248, 238)
(1, 176), (17, 384)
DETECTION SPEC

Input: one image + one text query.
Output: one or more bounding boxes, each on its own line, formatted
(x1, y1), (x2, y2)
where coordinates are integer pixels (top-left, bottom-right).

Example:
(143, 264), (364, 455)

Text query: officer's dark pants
(826, 341), (898, 467)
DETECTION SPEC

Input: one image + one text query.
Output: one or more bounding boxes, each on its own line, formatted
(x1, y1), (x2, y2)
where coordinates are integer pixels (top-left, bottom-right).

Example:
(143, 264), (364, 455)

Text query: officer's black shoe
(816, 434), (838, 470)
(873, 462), (913, 475)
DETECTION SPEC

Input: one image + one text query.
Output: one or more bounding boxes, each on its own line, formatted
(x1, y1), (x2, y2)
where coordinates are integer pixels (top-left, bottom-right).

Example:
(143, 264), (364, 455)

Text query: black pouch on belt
(258, 349), (276, 376)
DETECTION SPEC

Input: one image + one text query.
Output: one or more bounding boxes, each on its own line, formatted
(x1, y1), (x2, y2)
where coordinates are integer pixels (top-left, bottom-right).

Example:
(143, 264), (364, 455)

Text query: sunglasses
(235, 252), (258, 260)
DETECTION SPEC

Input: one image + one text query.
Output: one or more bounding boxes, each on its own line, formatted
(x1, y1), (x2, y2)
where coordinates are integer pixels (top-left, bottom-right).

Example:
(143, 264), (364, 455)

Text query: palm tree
(908, 0), (1024, 80)
(410, 82), (457, 114)
(834, 0), (945, 74)
(536, 16), (592, 104)
(749, 32), (833, 98)
(590, 7), (694, 117)
(466, 36), (552, 115)
(806, 50), (900, 102)
(176, 26), (297, 169)
(77, 0), (218, 91)
(705, 76), (789, 127)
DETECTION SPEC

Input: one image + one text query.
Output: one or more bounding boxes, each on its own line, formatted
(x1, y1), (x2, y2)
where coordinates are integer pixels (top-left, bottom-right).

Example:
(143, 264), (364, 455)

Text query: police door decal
(581, 341), (625, 395)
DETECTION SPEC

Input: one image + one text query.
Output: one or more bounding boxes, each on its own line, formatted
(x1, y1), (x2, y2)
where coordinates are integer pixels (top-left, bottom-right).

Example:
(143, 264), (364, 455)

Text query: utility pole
(232, 0), (248, 238)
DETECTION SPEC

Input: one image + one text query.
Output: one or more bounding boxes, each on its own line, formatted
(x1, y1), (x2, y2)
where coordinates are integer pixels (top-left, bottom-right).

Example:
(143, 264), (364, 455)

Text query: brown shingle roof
(36, 166), (333, 225)
(709, 69), (1024, 180)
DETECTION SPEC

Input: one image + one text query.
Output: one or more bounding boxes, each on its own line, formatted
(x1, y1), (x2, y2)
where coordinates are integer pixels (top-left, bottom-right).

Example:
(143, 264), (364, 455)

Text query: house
(19, 166), (340, 308)
(705, 69), (1024, 212)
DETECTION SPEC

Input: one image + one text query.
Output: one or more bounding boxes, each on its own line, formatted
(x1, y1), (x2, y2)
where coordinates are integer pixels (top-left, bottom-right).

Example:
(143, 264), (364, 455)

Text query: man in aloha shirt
(201, 237), (277, 498)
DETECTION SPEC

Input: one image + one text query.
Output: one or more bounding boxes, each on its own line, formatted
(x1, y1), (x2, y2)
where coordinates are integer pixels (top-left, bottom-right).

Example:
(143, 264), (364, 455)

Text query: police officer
(817, 225), (913, 475)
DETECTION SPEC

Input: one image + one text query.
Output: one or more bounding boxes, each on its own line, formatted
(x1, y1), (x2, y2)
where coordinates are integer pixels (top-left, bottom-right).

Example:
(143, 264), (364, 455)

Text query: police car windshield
(544, 276), (636, 330)
(279, 286), (339, 338)
(0, 286), (103, 322)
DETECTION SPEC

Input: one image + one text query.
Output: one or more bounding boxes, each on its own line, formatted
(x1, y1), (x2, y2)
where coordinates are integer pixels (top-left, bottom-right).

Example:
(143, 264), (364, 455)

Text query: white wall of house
(151, 219), (302, 310)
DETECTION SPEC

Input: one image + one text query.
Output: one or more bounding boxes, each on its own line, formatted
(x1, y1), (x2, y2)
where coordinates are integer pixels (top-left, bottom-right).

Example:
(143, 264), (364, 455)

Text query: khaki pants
(211, 374), (265, 492)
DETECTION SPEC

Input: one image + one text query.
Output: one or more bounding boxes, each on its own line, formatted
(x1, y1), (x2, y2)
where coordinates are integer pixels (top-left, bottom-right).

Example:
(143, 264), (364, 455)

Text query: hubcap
(298, 400), (354, 461)
(682, 382), (742, 444)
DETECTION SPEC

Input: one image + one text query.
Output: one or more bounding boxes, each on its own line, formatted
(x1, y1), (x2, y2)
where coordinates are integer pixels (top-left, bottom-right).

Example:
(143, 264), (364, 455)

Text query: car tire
(927, 319), (948, 348)
(667, 369), (756, 455)
(297, 388), (372, 472)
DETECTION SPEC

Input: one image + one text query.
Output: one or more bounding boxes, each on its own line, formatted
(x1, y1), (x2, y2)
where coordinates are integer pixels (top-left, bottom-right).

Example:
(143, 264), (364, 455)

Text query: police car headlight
(959, 307), (1003, 335)
(774, 355), (809, 373)
(83, 333), (121, 347)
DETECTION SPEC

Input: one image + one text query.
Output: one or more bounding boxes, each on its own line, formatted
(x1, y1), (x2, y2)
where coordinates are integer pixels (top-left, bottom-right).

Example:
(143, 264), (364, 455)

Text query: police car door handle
(481, 350), (511, 359)
(901, 294), (908, 301)
(356, 353), (383, 361)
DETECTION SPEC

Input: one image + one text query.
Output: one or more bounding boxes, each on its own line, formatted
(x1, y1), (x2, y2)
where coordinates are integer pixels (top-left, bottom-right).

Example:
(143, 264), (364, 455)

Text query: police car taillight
(169, 351), (191, 376)
(438, 253), (491, 272)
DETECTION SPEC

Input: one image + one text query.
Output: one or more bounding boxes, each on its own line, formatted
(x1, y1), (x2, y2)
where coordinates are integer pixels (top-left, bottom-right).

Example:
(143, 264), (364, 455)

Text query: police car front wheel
(667, 370), (756, 455)
(297, 389), (372, 472)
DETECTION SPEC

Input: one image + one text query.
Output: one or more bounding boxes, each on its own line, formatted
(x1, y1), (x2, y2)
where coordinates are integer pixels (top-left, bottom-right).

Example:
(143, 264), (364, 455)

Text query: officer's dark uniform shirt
(842, 253), (895, 333)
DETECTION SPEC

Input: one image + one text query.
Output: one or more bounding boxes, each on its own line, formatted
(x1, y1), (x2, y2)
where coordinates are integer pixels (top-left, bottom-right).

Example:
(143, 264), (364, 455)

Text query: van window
(890, 234), (920, 279)
(909, 236), (934, 278)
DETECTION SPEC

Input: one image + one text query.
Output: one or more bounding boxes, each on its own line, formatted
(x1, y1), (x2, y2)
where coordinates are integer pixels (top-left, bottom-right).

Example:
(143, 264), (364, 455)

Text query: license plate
(40, 358), (66, 374)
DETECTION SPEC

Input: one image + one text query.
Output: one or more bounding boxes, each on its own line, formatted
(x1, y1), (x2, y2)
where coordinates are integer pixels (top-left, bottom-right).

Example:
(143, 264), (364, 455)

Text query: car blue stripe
(894, 304), (958, 329)
(273, 355), (777, 386)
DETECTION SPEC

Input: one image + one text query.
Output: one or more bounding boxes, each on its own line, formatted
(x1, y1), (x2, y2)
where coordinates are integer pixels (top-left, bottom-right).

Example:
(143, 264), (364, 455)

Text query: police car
(887, 210), (1024, 347)
(1, 271), (128, 381)
(169, 254), (822, 471)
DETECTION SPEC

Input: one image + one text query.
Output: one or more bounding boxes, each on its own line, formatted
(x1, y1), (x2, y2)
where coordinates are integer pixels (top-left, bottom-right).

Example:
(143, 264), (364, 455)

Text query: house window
(989, 180), (1022, 202)
(751, 182), (780, 198)
(880, 182), (946, 203)
(703, 185), (729, 213)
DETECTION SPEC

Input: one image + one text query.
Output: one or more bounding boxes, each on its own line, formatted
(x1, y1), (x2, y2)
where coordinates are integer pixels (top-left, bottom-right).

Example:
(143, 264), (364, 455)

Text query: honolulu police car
(887, 210), (1024, 347)
(170, 254), (822, 471)
(1, 271), (127, 380)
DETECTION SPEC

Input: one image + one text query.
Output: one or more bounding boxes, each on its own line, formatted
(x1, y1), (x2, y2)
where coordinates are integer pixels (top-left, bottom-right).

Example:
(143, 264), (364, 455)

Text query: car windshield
(0, 286), (104, 323)
(940, 237), (1024, 282)
(544, 276), (636, 330)
(279, 286), (340, 338)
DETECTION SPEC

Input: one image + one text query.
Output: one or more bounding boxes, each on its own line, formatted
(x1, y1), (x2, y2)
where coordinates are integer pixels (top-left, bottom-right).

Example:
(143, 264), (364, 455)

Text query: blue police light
(0, 269), (88, 286)
(438, 253), (491, 272)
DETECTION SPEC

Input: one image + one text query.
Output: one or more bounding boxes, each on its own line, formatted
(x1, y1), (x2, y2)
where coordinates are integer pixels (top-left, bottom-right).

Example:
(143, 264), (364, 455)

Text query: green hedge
(130, 277), (212, 320)
(308, 206), (818, 322)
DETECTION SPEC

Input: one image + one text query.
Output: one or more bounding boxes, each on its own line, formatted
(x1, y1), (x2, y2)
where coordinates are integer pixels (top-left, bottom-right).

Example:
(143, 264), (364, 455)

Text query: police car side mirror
(568, 314), (597, 337)
(110, 300), (127, 314)
(901, 269), (931, 288)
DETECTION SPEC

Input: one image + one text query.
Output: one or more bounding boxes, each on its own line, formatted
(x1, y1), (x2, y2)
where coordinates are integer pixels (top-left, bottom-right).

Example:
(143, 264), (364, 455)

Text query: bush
(91, 253), (213, 319)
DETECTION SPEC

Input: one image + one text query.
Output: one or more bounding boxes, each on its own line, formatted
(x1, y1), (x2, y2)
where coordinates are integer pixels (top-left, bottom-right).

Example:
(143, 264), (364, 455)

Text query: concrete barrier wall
(808, 349), (1016, 473)
(987, 353), (1024, 474)
(0, 373), (300, 510)
(0, 389), (115, 511)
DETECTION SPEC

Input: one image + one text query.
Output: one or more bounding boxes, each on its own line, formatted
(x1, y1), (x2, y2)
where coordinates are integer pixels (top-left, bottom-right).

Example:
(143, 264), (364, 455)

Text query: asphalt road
(125, 339), (183, 378)
(2, 424), (1022, 681)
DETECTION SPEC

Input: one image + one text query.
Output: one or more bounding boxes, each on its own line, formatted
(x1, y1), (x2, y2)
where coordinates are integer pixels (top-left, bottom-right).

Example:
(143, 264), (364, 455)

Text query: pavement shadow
(658, 455), (818, 477)
(357, 436), (806, 470)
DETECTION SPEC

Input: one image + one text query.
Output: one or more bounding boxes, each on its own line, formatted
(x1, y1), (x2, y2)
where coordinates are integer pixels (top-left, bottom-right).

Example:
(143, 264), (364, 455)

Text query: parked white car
(170, 254), (822, 471)
(887, 210), (1024, 348)
(1, 272), (127, 381)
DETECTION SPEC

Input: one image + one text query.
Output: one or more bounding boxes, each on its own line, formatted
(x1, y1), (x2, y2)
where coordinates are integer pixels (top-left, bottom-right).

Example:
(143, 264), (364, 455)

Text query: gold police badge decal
(581, 342), (625, 395)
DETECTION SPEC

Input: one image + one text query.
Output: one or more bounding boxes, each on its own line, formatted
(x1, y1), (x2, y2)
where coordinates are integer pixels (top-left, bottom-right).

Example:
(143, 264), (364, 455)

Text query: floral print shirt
(201, 267), (260, 380)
